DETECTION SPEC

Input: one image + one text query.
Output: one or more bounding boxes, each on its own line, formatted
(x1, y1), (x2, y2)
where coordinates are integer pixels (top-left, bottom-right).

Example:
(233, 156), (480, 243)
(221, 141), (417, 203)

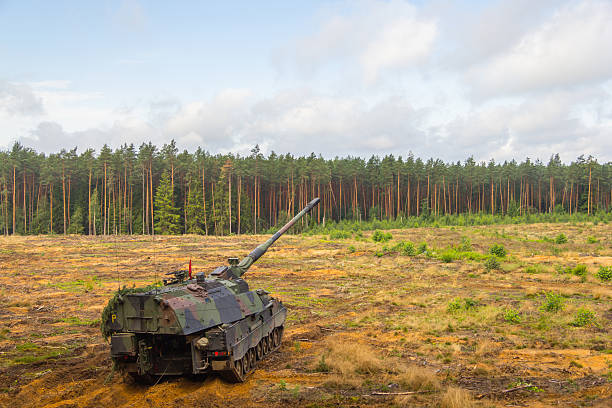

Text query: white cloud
(441, 88), (611, 161)
(283, 0), (437, 82)
(3, 0), (612, 164)
(467, 0), (612, 97)
(0, 80), (44, 116)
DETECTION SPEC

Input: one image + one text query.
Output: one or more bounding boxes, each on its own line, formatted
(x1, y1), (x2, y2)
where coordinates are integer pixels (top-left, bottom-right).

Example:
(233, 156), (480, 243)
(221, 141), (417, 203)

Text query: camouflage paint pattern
(102, 198), (319, 382)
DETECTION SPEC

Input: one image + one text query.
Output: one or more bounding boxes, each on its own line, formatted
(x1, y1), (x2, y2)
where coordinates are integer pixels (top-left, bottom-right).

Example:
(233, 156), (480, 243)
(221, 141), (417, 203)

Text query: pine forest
(0, 141), (610, 236)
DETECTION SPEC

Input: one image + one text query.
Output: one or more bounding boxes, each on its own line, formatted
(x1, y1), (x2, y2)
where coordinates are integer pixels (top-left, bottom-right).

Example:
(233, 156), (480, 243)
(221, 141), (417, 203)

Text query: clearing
(0, 222), (610, 407)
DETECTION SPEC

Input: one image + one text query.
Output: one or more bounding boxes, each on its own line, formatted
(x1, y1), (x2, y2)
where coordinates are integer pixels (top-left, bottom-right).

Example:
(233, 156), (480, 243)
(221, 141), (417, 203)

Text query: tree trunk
(104, 162), (107, 235)
(202, 167), (208, 235)
(49, 182), (53, 234)
(12, 166), (16, 235)
(23, 171), (27, 234)
(88, 168), (92, 235)
(588, 166), (592, 215)
(150, 161), (154, 235)
(62, 165), (66, 234)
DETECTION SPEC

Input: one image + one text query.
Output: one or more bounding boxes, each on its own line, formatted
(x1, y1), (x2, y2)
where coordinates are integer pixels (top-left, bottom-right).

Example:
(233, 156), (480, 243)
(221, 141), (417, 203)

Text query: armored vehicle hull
(109, 283), (286, 382)
(102, 198), (320, 383)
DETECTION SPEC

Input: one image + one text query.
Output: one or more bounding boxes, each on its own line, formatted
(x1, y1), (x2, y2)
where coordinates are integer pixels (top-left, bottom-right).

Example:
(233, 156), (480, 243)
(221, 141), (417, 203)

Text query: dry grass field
(0, 223), (611, 407)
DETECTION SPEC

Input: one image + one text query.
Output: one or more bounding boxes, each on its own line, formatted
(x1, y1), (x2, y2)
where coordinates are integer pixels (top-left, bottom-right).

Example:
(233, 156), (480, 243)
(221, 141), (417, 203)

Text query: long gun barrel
(235, 198), (320, 276)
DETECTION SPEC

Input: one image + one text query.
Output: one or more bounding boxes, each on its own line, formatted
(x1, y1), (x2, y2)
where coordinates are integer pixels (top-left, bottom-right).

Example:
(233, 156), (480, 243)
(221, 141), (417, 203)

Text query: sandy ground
(0, 222), (610, 407)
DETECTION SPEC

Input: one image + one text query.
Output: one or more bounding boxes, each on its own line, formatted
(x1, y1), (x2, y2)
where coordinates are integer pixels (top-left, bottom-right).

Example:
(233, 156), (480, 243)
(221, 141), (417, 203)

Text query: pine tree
(212, 162), (233, 235)
(185, 179), (204, 234)
(154, 169), (181, 235)
(91, 187), (101, 235)
(67, 206), (85, 234)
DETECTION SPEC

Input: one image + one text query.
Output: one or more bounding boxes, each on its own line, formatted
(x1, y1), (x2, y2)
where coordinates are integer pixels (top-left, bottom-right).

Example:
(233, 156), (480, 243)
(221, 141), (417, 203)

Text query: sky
(1, 0), (611, 162)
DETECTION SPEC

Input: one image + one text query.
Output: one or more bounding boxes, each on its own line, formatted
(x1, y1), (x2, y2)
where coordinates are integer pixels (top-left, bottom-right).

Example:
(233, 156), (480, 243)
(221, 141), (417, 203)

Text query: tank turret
(101, 198), (320, 383)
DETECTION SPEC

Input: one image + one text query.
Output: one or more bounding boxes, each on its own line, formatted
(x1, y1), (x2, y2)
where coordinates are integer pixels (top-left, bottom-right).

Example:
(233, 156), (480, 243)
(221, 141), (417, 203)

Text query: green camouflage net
(100, 283), (162, 340)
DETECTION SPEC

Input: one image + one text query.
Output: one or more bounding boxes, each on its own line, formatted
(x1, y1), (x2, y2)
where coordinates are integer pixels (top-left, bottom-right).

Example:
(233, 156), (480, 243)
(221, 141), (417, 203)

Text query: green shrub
(348, 245), (356, 253)
(557, 264), (589, 281)
(440, 250), (457, 263)
(555, 233), (568, 244)
(525, 265), (543, 274)
(372, 230), (392, 243)
(571, 308), (596, 327)
(329, 230), (351, 239)
(315, 355), (330, 372)
(447, 297), (479, 313)
(392, 241), (416, 256)
(596, 266), (612, 282)
(503, 308), (522, 323)
(459, 237), (472, 251)
(541, 292), (564, 313)
(463, 298), (478, 310)
(489, 244), (507, 257)
(484, 256), (501, 271)
(417, 242), (428, 254)
(447, 298), (462, 312)
(571, 264), (588, 281)
(586, 236), (599, 244)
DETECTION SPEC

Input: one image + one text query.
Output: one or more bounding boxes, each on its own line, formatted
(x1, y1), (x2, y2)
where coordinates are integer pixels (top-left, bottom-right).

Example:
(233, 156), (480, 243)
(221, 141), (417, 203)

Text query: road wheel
(248, 349), (256, 372)
(241, 355), (249, 376)
(272, 328), (281, 348)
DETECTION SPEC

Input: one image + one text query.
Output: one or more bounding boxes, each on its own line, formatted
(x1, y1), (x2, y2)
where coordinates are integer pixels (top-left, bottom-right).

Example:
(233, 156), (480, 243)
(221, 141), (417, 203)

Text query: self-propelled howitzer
(102, 198), (320, 383)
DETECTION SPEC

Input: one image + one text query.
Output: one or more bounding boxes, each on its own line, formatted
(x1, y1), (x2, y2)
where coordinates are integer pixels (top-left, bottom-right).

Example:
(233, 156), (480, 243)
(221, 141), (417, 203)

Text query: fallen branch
(477, 383), (535, 399)
(370, 390), (431, 396)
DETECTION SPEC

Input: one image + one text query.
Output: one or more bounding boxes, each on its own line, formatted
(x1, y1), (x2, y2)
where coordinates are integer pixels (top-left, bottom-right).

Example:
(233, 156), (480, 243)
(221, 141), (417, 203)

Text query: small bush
(571, 264), (588, 281)
(329, 230), (351, 240)
(555, 233), (568, 244)
(571, 308), (596, 327)
(440, 250), (457, 263)
(347, 245), (356, 253)
(541, 292), (564, 313)
(525, 265), (543, 274)
(503, 308), (521, 323)
(463, 298), (478, 310)
(489, 244), (507, 257)
(596, 266), (612, 281)
(484, 256), (501, 271)
(315, 355), (330, 372)
(417, 242), (428, 254)
(557, 264), (589, 281)
(459, 237), (472, 251)
(586, 236), (599, 244)
(448, 298), (478, 312)
(372, 230), (392, 243)
(447, 299), (462, 312)
(392, 241), (416, 256)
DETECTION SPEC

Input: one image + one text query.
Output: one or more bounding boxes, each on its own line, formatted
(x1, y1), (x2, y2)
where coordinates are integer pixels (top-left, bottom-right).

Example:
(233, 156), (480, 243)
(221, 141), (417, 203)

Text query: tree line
(0, 141), (610, 236)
